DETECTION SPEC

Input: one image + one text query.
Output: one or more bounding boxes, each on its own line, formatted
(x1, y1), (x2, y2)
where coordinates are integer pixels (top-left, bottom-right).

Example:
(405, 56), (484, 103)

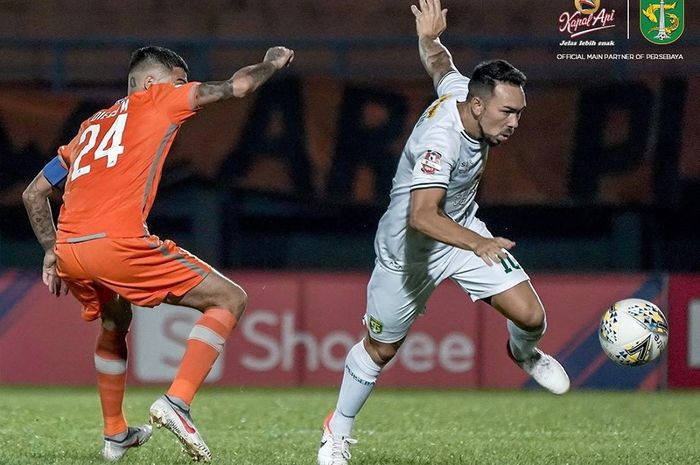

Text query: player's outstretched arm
(22, 169), (67, 296)
(196, 46), (294, 106)
(411, 0), (457, 90)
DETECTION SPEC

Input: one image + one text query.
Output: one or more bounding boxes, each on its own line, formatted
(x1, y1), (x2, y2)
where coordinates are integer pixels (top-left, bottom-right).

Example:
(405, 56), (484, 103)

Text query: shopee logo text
(239, 310), (475, 373)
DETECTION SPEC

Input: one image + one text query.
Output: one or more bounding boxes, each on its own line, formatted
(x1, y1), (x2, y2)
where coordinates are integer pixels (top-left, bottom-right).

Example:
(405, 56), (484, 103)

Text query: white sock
(507, 318), (546, 361)
(329, 340), (382, 437)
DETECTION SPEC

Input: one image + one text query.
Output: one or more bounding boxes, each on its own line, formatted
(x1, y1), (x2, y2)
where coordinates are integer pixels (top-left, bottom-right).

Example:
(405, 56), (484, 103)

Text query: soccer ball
(599, 298), (669, 366)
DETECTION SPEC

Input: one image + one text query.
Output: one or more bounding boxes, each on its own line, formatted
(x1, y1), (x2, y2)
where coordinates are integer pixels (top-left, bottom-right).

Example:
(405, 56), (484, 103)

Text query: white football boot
(102, 424), (153, 461)
(317, 413), (358, 465)
(508, 341), (570, 395)
(149, 395), (212, 462)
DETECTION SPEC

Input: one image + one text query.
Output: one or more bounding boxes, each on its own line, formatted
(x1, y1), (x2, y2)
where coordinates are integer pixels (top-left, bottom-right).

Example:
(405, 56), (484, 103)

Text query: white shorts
(364, 220), (529, 343)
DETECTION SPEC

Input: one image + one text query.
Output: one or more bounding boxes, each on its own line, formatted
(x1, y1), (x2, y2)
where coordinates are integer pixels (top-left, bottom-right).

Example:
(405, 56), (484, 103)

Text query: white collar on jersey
(460, 130), (481, 145)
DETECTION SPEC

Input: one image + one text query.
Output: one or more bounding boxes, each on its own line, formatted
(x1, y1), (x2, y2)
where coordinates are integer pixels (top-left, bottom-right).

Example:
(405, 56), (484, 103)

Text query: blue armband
(42, 156), (68, 188)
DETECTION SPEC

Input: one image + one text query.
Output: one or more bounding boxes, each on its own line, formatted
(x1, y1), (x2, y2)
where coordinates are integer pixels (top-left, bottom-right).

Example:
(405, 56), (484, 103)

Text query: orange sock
(94, 328), (129, 436)
(168, 308), (237, 406)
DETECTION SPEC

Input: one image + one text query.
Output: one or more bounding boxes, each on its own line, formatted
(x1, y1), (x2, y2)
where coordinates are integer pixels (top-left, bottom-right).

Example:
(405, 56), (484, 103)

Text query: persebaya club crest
(368, 316), (383, 334)
(640, 0), (684, 44)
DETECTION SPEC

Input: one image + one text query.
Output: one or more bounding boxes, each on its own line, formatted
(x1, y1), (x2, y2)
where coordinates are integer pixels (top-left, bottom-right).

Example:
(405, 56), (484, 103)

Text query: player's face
(476, 83), (526, 146)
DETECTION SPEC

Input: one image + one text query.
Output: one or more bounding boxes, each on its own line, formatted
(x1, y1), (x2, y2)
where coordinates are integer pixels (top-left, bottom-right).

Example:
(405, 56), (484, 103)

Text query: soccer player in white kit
(317, 1), (570, 464)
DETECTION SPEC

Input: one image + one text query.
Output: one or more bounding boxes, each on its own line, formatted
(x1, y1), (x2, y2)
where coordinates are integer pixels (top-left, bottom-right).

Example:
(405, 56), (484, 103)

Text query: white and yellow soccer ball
(599, 298), (669, 366)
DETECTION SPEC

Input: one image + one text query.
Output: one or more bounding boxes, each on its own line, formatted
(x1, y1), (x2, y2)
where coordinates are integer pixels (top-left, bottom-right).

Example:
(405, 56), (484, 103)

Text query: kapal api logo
(559, 0), (616, 38)
(640, 0), (685, 44)
(575, 0), (601, 14)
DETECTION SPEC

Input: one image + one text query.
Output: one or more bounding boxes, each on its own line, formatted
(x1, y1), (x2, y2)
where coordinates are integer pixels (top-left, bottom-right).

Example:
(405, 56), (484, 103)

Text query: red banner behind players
(0, 270), (672, 390)
(667, 275), (700, 388)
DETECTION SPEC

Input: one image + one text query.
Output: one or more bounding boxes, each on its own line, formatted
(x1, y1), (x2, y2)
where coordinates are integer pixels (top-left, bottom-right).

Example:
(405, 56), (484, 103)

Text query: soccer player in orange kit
(22, 45), (294, 462)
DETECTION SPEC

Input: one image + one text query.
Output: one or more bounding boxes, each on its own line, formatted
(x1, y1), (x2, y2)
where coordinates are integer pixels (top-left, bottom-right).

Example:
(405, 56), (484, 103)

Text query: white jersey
(375, 71), (490, 273)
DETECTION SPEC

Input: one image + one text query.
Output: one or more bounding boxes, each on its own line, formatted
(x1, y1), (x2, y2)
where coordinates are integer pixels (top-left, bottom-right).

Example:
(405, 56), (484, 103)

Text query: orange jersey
(56, 82), (200, 242)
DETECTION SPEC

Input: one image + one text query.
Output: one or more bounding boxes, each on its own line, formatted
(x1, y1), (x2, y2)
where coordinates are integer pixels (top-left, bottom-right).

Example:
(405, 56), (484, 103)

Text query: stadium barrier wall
(667, 275), (700, 388)
(0, 270), (675, 390)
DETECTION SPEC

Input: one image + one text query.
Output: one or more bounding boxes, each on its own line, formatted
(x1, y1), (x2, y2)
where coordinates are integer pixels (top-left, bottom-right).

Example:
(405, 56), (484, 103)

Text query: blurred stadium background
(1, 0), (700, 420)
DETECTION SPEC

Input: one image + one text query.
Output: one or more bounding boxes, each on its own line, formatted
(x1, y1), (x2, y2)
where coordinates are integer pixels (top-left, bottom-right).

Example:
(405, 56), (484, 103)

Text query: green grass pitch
(1, 386), (698, 465)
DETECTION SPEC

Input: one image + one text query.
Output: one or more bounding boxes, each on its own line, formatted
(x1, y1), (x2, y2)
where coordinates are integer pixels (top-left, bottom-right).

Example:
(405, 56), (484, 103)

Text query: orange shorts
(55, 235), (211, 321)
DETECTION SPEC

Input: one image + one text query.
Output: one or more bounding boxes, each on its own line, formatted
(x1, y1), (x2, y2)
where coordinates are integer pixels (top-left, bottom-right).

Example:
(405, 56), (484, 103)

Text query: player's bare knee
(365, 338), (399, 365)
(223, 283), (247, 320)
(375, 345), (398, 365)
(101, 297), (132, 331)
(518, 306), (545, 331)
(234, 285), (248, 318)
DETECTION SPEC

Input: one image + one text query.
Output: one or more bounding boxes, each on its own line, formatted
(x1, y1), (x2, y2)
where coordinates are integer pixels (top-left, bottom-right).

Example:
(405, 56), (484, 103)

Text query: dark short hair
(467, 59), (527, 99)
(128, 46), (189, 74)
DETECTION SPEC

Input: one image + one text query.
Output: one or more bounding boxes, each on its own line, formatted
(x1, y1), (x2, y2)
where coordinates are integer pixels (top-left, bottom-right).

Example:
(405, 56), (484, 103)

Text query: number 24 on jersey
(70, 114), (128, 182)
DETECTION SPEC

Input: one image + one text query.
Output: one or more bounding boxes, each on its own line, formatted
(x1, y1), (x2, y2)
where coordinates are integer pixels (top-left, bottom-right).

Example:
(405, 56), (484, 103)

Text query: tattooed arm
(411, 0), (457, 90)
(196, 46), (295, 106)
(22, 170), (67, 296)
(23, 172), (56, 253)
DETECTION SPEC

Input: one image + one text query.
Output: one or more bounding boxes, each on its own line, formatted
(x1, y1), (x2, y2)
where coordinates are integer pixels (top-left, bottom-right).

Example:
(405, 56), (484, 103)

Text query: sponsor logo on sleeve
(420, 150), (442, 175)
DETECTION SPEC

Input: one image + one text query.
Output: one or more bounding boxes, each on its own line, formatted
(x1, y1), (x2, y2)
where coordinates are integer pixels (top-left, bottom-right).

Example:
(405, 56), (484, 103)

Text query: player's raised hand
(264, 46), (295, 70)
(42, 250), (68, 297)
(411, 0), (448, 40)
(472, 236), (516, 267)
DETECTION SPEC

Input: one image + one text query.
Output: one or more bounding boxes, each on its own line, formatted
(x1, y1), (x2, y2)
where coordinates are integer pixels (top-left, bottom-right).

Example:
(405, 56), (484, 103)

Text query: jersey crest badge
(368, 316), (384, 335)
(420, 150), (442, 175)
(641, 0), (684, 44)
